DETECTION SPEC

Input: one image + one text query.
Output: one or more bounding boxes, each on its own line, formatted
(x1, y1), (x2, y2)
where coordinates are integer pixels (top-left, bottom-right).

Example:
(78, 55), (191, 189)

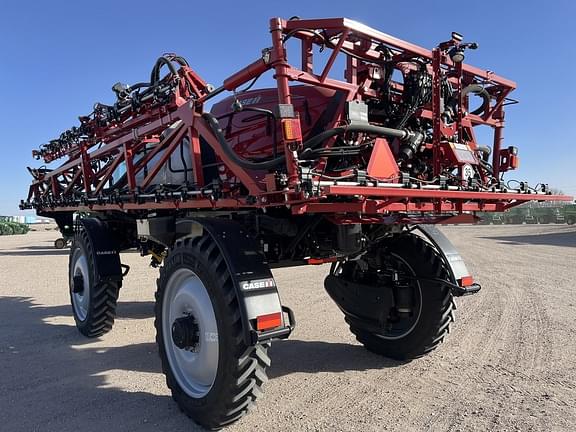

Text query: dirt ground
(1, 224), (575, 432)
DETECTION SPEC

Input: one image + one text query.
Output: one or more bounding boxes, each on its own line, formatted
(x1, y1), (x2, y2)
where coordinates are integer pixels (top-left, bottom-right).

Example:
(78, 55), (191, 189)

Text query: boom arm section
(21, 18), (571, 222)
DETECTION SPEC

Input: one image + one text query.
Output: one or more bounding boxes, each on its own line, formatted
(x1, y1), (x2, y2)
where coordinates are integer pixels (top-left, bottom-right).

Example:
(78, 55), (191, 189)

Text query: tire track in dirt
(433, 226), (576, 431)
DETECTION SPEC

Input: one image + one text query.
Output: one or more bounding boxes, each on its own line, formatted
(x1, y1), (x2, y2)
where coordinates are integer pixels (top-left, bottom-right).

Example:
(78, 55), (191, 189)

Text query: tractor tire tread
(155, 234), (269, 430)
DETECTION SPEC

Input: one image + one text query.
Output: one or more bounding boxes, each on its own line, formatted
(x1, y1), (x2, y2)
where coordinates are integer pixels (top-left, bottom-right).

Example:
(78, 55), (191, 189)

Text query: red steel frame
(23, 17), (571, 221)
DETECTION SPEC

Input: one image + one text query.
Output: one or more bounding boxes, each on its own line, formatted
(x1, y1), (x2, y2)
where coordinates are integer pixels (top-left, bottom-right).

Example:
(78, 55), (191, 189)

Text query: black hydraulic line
(215, 107), (278, 158)
(203, 112), (412, 170)
(201, 85), (226, 102)
(167, 139), (193, 183)
(461, 84), (490, 116)
(180, 139), (189, 183)
(129, 82), (152, 91)
(150, 55), (188, 85)
(150, 56), (179, 84)
(203, 113), (286, 170)
(287, 216), (324, 259)
(303, 124), (409, 150)
(169, 55), (189, 67)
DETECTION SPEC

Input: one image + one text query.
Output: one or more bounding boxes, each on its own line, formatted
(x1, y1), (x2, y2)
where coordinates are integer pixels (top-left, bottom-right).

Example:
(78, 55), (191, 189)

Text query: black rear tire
(69, 226), (120, 337)
(155, 234), (270, 430)
(346, 235), (455, 361)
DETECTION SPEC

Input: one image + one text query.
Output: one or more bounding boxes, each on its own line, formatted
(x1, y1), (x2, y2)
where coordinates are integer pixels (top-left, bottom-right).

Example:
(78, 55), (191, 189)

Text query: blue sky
(1, 0), (575, 215)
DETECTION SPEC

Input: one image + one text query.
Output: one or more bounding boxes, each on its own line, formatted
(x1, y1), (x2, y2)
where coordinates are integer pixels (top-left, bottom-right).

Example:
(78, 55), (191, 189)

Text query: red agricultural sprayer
(21, 17), (570, 429)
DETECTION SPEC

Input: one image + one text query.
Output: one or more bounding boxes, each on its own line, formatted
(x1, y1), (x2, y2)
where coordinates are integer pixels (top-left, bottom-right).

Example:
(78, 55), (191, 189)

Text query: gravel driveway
(1, 224), (575, 431)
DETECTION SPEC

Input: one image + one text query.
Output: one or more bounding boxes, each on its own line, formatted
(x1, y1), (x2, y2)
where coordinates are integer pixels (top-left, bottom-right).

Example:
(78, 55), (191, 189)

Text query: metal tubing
(270, 17), (299, 189)
(223, 58), (270, 91)
(492, 106), (504, 178)
(23, 16), (570, 219)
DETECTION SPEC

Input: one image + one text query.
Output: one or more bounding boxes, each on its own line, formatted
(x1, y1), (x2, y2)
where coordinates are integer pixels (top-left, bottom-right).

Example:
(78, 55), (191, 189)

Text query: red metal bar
(291, 201), (504, 215)
(62, 169), (82, 196)
(223, 57), (271, 91)
(141, 126), (188, 188)
(35, 112), (176, 183)
(431, 48), (442, 178)
(189, 127), (204, 187)
(40, 198), (246, 213)
(79, 144), (92, 194)
(492, 105), (505, 177)
(283, 17), (516, 89)
(301, 38), (313, 74)
(320, 29), (350, 82)
(345, 56), (358, 86)
(321, 185), (572, 202)
(284, 66), (358, 93)
(130, 139), (167, 178)
(270, 18), (292, 105)
(50, 177), (59, 197)
(123, 141), (136, 191)
(94, 154), (124, 195)
(270, 17), (299, 189)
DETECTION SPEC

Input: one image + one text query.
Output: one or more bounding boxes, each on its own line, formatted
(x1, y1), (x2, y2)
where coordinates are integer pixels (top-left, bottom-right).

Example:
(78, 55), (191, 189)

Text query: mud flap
(178, 218), (294, 345)
(412, 224), (481, 296)
(77, 218), (123, 285)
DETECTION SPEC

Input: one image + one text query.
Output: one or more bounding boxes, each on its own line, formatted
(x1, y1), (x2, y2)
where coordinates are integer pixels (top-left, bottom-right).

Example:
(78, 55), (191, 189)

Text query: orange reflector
(459, 276), (474, 287)
(281, 118), (302, 142)
(510, 155), (520, 169)
(256, 312), (282, 331)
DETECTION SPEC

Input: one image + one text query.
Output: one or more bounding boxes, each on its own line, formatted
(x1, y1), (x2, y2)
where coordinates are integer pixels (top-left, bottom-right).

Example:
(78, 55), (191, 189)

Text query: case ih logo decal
(240, 278), (276, 291)
(239, 96), (262, 106)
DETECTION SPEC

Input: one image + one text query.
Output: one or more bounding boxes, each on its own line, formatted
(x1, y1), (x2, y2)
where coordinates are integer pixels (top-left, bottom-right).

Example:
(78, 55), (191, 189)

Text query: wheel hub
(171, 315), (200, 350)
(163, 268), (219, 398)
(71, 249), (90, 322)
(72, 275), (84, 294)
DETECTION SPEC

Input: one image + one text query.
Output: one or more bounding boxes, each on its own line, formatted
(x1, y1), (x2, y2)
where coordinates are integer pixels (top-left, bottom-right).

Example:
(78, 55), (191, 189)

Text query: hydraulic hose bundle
(202, 112), (423, 170)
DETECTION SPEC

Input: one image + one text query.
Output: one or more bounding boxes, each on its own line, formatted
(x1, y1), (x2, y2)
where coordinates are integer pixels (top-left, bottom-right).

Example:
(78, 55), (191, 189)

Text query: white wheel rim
(71, 249), (90, 322)
(162, 268), (219, 398)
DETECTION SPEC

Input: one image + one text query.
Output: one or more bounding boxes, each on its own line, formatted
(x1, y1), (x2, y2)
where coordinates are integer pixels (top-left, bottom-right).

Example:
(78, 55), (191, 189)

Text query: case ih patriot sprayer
(21, 17), (571, 429)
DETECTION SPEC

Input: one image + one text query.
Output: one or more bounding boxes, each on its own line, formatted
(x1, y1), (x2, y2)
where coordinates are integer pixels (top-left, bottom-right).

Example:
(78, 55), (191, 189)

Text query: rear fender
(77, 218), (124, 285)
(412, 225), (478, 293)
(177, 217), (293, 345)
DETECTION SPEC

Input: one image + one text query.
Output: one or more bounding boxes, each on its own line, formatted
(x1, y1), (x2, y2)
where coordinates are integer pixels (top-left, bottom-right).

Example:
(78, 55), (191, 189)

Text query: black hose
(462, 84), (490, 116)
(302, 123), (408, 150)
(130, 82), (152, 91)
(169, 55), (189, 67)
(150, 57), (179, 84)
(203, 113), (285, 170)
(202, 112), (411, 170)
